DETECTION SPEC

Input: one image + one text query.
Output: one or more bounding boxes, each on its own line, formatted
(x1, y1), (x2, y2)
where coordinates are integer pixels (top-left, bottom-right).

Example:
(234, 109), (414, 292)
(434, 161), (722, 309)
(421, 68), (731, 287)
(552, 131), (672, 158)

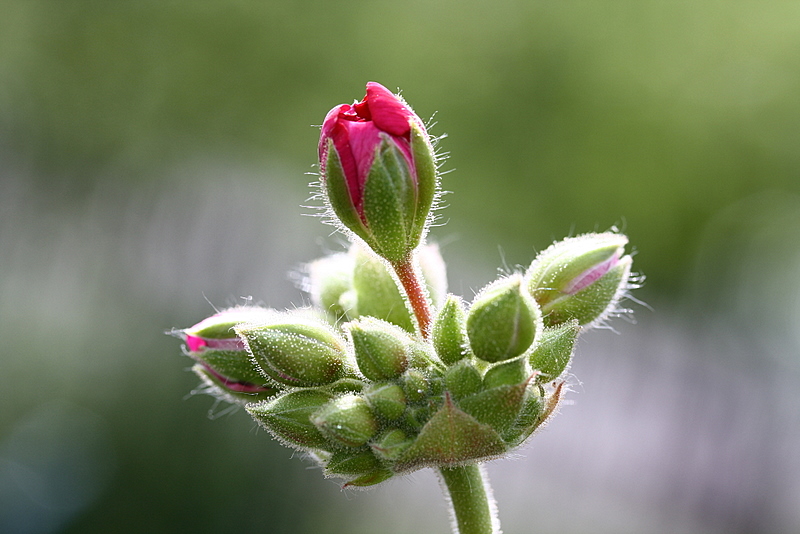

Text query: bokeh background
(2, 2), (800, 533)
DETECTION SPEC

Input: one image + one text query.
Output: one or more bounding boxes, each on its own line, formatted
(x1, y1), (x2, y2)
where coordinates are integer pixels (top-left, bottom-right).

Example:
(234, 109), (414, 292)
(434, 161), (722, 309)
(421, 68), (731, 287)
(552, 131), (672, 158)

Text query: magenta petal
(346, 121), (382, 191)
(365, 82), (413, 137)
(564, 250), (621, 295)
(319, 104), (351, 160)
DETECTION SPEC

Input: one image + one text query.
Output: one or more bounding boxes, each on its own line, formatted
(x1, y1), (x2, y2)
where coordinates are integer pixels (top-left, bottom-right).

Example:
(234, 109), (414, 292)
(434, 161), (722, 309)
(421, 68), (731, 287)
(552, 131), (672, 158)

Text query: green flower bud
(311, 394), (379, 448)
(346, 317), (411, 381)
(433, 295), (469, 365)
(351, 245), (416, 332)
(401, 369), (430, 403)
(247, 389), (335, 450)
(325, 449), (383, 477)
(343, 468), (394, 488)
(363, 382), (407, 421)
(181, 307), (279, 403)
(526, 232), (633, 327)
(483, 357), (529, 389)
(236, 314), (350, 387)
(304, 251), (354, 323)
(444, 360), (483, 399)
(466, 274), (542, 363)
(529, 321), (579, 383)
(371, 429), (413, 461)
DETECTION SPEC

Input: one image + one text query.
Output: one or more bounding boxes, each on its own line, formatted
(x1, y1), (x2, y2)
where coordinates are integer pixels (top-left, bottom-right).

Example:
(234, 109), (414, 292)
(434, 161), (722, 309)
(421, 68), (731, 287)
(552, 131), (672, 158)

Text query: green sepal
(361, 136), (417, 264)
(197, 348), (266, 387)
(395, 394), (507, 471)
(363, 382), (407, 421)
(457, 382), (528, 433)
(433, 295), (469, 365)
(501, 388), (544, 444)
(237, 320), (350, 387)
(529, 321), (579, 383)
(408, 121), (437, 245)
(466, 274), (542, 363)
(306, 251), (354, 323)
(444, 360), (483, 399)
(323, 140), (372, 246)
(347, 317), (410, 381)
(311, 394), (379, 448)
(247, 389), (335, 451)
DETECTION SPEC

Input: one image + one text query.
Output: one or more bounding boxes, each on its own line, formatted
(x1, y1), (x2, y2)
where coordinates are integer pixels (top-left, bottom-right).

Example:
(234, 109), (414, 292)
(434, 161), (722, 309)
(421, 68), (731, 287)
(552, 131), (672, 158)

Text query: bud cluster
(173, 82), (637, 493)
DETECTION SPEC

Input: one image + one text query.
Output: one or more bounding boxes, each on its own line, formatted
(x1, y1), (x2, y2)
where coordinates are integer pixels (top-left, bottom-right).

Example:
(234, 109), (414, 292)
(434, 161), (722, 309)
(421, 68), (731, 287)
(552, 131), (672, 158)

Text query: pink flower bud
(318, 82), (438, 264)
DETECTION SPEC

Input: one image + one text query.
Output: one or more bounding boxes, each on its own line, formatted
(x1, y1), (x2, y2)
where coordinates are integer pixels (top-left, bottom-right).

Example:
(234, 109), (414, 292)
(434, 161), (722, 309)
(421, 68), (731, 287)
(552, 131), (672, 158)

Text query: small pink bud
(318, 82), (438, 264)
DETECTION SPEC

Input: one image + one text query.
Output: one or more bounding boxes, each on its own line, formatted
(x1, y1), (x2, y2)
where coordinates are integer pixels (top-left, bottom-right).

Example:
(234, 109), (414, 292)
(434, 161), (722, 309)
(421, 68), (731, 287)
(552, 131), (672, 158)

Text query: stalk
(437, 464), (500, 534)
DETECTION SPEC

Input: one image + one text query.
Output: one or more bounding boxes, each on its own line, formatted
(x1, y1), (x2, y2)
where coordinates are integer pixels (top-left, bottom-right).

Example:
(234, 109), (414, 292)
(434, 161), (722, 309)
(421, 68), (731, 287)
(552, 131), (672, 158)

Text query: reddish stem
(393, 256), (433, 339)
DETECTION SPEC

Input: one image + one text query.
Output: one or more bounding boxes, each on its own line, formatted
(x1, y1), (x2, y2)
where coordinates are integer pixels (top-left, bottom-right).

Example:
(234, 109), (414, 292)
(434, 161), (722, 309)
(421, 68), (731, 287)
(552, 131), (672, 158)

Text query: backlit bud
(466, 274), (543, 363)
(363, 382), (407, 421)
(318, 82), (438, 264)
(346, 317), (411, 381)
(526, 232), (633, 327)
(433, 295), (469, 365)
(236, 314), (351, 387)
(247, 389), (335, 451)
(181, 307), (278, 402)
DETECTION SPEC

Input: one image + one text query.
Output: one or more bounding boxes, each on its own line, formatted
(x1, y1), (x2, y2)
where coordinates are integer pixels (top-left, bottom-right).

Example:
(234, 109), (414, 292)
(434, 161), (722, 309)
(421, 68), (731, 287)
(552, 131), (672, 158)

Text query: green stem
(438, 464), (499, 534)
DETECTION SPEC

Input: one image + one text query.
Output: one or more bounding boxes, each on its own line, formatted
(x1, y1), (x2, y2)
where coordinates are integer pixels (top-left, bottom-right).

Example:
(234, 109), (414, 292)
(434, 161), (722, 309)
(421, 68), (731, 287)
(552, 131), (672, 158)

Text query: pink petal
(364, 82), (413, 137)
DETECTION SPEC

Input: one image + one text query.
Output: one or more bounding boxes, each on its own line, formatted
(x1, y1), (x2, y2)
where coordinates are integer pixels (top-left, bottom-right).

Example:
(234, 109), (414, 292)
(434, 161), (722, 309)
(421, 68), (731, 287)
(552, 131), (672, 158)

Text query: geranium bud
(466, 274), (543, 363)
(311, 394), (379, 448)
(318, 82), (438, 264)
(526, 232), (633, 327)
(371, 429), (413, 461)
(247, 389), (335, 451)
(181, 307), (278, 401)
(529, 321), (579, 383)
(236, 314), (351, 387)
(363, 382), (407, 421)
(346, 317), (411, 381)
(400, 369), (430, 403)
(325, 449), (383, 477)
(433, 295), (469, 365)
(444, 360), (483, 400)
(483, 357), (529, 389)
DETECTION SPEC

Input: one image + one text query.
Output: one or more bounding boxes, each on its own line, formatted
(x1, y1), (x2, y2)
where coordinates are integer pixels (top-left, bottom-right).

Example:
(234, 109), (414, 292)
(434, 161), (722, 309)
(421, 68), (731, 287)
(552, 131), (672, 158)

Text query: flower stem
(393, 255), (433, 339)
(438, 464), (500, 534)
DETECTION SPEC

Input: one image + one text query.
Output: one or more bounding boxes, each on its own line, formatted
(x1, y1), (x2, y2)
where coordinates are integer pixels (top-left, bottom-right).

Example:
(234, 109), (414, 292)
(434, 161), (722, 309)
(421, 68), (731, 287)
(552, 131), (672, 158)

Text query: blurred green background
(2, 2), (800, 533)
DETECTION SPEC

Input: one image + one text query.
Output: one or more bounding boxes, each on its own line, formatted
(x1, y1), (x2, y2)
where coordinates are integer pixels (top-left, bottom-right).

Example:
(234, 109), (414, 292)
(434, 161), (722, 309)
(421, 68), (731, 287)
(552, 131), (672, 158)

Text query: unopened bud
(236, 314), (350, 387)
(529, 321), (579, 383)
(346, 317), (411, 381)
(433, 295), (469, 365)
(466, 274), (542, 363)
(247, 389), (335, 450)
(181, 307), (278, 402)
(363, 382), (407, 421)
(526, 232), (633, 327)
(311, 394), (379, 448)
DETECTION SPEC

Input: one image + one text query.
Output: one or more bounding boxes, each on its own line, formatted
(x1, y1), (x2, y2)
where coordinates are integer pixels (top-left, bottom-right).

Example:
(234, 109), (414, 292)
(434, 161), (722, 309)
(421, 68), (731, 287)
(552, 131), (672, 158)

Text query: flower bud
(363, 382), (407, 421)
(247, 389), (335, 451)
(526, 232), (633, 327)
(236, 314), (351, 387)
(483, 357), (529, 389)
(433, 295), (469, 365)
(325, 449), (383, 477)
(466, 274), (542, 363)
(304, 251), (354, 324)
(311, 394), (379, 448)
(346, 317), (411, 381)
(318, 82), (438, 264)
(181, 307), (278, 402)
(400, 369), (430, 403)
(351, 245), (415, 332)
(529, 321), (579, 383)
(444, 360), (483, 399)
